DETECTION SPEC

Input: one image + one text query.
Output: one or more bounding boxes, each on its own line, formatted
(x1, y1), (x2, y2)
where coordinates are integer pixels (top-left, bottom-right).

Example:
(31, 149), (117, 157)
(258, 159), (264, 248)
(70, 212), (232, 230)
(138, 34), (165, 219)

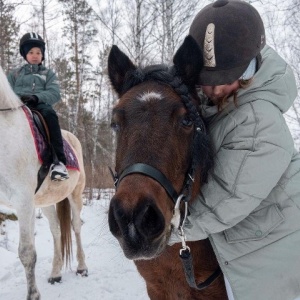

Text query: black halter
(112, 163), (179, 204)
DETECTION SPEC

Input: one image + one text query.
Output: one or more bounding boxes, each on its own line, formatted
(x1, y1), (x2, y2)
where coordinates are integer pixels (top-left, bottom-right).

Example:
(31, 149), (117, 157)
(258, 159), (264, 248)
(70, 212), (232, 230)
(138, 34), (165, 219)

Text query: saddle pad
(23, 106), (80, 171)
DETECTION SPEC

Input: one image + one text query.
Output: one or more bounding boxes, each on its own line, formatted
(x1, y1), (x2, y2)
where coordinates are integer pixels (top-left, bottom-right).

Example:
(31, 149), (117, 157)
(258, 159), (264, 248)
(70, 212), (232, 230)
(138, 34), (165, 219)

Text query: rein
(0, 104), (25, 111)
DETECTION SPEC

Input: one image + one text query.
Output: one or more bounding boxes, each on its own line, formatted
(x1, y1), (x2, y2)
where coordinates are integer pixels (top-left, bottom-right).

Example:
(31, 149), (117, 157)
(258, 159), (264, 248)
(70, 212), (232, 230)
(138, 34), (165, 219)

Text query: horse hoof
(76, 269), (88, 277)
(48, 276), (62, 284)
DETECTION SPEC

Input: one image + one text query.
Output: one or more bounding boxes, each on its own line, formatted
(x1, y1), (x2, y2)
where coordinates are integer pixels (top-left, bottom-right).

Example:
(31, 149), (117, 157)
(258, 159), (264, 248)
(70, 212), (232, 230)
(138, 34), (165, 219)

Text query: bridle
(110, 65), (221, 290)
(0, 104), (25, 112)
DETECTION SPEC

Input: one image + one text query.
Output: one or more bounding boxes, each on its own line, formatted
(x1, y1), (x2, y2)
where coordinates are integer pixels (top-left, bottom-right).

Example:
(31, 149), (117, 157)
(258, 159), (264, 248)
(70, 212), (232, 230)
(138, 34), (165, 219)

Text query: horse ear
(108, 45), (137, 96)
(173, 35), (203, 87)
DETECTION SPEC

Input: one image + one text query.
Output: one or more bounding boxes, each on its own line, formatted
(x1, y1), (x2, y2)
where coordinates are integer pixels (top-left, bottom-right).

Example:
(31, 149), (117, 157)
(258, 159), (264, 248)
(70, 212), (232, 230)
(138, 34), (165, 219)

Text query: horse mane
(123, 63), (214, 184)
(121, 64), (171, 93)
(0, 66), (22, 109)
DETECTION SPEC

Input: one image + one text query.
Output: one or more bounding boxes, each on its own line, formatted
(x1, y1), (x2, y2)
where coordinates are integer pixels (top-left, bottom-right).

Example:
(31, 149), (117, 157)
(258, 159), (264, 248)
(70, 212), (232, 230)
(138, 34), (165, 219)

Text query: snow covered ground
(1, 196), (300, 300)
(0, 198), (149, 300)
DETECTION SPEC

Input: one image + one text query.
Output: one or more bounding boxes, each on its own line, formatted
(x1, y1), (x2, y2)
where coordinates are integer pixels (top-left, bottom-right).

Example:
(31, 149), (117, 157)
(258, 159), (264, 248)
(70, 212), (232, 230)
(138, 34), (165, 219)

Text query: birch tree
(261, 0), (300, 149)
(59, 0), (97, 137)
(284, 0), (300, 148)
(83, 45), (115, 197)
(153, 0), (200, 64)
(28, 0), (60, 68)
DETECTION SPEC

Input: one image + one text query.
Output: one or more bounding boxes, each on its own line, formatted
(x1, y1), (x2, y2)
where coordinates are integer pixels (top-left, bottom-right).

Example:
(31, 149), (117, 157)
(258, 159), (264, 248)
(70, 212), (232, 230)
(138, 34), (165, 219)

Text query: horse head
(108, 36), (214, 260)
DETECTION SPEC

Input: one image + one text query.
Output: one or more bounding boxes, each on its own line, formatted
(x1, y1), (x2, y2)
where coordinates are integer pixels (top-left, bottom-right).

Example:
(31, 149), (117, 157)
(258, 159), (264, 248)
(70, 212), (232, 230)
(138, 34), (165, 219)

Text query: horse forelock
(0, 66), (22, 109)
(120, 64), (196, 117)
(122, 64), (174, 94)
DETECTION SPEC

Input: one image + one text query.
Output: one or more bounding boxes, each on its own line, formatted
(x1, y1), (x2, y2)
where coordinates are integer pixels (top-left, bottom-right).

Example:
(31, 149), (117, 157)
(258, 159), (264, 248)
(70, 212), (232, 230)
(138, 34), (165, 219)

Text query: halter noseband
(111, 163), (179, 204)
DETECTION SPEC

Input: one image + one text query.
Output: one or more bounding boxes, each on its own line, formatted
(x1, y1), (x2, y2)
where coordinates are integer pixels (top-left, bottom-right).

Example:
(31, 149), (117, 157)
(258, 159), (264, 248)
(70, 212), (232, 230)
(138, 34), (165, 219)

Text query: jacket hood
(201, 45), (297, 118)
(238, 45), (297, 113)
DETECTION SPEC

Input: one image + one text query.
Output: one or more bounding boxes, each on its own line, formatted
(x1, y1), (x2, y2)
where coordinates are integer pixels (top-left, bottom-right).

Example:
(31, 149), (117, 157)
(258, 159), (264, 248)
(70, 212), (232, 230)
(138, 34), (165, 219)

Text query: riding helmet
(189, 0), (266, 85)
(19, 32), (45, 61)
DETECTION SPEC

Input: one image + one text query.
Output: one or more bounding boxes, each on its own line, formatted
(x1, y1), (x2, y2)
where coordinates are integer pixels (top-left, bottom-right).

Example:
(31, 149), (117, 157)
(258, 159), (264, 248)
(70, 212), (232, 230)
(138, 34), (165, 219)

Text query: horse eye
(111, 122), (120, 132)
(181, 116), (193, 127)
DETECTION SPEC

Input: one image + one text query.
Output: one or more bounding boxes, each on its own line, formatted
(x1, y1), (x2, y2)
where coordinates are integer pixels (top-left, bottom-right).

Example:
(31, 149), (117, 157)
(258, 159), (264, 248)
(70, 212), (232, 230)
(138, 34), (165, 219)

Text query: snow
(0, 199), (149, 300)
(1, 198), (300, 300)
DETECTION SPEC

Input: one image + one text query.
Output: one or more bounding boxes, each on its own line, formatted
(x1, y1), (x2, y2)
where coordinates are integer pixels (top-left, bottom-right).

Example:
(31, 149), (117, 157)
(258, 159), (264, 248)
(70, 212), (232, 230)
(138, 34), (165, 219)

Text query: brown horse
(107, 36), (227, 299)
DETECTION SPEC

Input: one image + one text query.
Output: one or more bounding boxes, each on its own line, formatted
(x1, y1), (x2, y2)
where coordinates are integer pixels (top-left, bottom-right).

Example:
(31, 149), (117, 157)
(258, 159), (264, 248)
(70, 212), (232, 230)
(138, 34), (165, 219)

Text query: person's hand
(20, 95), (39, 105)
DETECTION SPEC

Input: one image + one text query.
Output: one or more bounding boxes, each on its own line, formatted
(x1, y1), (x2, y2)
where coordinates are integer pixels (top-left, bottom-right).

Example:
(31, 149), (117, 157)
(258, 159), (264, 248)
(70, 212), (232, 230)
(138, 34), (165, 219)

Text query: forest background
(1, 0), (299, 198)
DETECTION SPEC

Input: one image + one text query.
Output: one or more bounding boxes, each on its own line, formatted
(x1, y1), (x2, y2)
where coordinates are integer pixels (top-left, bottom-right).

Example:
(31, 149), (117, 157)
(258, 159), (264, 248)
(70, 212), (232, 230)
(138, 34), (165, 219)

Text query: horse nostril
(108, 199), (122, 237)
(135, 204), (165, 239)
(109, 196), (165, 242)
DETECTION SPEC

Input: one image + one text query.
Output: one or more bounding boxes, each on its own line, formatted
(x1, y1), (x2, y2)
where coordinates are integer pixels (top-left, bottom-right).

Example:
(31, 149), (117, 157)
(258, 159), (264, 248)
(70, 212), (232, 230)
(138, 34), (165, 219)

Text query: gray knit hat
(189, 0), (265, 85)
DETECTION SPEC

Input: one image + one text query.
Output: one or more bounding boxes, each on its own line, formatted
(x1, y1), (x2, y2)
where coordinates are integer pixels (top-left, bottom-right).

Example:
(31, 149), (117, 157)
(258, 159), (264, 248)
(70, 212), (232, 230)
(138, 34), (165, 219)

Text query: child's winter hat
(19, 32), (45, 61)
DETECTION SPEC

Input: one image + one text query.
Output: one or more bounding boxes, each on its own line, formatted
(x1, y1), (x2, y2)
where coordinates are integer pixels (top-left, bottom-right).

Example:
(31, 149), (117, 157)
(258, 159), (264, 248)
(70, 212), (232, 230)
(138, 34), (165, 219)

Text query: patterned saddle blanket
(22, 106), (79, 171)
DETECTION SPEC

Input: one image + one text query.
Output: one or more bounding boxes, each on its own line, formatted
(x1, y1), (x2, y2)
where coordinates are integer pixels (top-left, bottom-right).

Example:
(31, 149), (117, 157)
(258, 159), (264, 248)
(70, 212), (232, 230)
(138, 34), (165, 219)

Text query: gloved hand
(20, 95), (39, 105)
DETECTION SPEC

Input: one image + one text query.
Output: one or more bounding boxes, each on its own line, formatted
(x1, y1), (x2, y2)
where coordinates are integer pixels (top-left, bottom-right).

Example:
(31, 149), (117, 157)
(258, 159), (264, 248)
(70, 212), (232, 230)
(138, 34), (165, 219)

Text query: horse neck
(0, 67), (22, 109)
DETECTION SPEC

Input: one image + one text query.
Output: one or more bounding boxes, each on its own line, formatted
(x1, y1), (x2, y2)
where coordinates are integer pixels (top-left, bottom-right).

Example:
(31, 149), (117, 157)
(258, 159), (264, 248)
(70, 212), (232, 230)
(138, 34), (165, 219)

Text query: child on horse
(169, 1), (300, 299)
(7, 32), (69, 181)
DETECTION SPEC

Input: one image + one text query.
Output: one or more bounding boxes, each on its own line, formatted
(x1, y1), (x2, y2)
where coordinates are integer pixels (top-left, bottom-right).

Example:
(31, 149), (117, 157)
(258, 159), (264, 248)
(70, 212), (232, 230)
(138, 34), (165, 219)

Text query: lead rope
(174, 195), (222, 290)
(0, 104), (25, 112)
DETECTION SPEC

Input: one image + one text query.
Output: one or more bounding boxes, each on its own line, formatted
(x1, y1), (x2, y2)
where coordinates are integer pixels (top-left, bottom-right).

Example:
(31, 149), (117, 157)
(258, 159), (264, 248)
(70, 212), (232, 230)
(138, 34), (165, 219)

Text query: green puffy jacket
(183, 45), (300, 299)
(7, 63), (61, 106)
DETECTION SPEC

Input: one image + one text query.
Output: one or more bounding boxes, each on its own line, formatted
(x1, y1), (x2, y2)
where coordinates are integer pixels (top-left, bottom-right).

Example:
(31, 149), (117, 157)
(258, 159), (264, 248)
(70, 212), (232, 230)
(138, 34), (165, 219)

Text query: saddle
(22, 106), (79, 192)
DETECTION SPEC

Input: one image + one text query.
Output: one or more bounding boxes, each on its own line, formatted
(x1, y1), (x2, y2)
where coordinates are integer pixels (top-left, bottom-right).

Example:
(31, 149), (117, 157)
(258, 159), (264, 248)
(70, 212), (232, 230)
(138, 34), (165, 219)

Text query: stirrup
(50, 162), (69, 181)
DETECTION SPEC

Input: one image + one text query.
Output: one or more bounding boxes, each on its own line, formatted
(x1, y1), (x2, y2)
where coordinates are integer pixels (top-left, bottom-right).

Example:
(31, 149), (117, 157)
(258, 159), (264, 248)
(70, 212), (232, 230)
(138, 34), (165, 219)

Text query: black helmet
(189, 0), (265, 86)
(19, 32), (45, 61)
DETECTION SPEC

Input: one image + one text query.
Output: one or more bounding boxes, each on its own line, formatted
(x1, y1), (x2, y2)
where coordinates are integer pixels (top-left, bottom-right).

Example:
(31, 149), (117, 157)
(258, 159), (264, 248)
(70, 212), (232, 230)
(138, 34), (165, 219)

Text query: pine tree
(0, 0), (19, 72)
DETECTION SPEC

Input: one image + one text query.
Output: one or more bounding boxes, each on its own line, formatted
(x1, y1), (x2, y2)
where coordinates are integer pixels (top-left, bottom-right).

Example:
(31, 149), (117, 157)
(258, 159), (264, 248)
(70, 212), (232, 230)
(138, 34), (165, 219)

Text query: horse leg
(41, 205), (63, 284)
(68, 194), (88, 276)
(17, 206), (41, 300)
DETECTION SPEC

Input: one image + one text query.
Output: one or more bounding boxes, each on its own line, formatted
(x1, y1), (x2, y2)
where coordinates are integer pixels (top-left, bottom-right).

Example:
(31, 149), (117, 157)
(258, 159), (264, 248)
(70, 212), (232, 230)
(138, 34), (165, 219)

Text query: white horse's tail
(0, 66), (22, 109)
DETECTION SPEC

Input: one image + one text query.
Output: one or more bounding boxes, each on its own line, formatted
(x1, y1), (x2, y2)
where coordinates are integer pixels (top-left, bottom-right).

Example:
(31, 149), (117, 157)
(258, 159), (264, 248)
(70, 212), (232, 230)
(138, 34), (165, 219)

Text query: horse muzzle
(108, 193), (169, 260)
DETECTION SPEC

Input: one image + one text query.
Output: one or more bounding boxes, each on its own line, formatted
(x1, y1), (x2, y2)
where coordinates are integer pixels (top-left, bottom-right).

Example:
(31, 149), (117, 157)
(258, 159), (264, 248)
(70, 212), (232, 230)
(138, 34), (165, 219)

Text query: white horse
(0, 66), (88, 300)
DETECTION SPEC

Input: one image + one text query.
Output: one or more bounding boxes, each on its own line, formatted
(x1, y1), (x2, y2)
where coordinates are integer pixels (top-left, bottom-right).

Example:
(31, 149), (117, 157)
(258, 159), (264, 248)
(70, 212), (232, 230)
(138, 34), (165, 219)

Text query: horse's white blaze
(138, 91), (162, 102)
(0, 65), (87, 299)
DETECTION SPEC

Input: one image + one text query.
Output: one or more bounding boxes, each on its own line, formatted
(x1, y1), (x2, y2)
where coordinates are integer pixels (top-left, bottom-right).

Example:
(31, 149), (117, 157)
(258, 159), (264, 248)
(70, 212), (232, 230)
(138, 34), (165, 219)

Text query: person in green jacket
(169, 1), (300, 299)
(7, 32), (69, 181)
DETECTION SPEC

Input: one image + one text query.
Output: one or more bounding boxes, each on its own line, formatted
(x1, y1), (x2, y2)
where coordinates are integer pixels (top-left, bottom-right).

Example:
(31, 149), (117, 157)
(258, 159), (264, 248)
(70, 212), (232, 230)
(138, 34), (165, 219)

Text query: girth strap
(117, 163), (179, 204)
